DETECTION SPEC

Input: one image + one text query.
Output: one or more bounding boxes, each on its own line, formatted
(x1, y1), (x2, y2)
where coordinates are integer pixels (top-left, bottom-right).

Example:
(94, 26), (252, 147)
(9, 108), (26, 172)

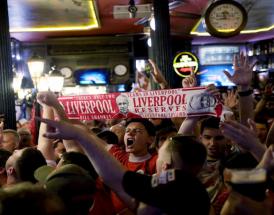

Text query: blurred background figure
(35, 164), (97, 215)
(97, 130), (119, 146)
(1, 129), (20, 153)
(53, 139), (66, 163)
(0, 149), (11, 187)
(17, 127), (33, 149)
(150, 126), (177, 152)
(149, 118), (174, 132)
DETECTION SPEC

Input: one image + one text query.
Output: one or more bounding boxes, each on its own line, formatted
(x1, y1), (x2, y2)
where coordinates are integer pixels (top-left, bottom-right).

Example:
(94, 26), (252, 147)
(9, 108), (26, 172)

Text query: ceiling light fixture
(9, 1), (99, 32)
(149, 16), (156, 31)
(147, 37), (152, 47)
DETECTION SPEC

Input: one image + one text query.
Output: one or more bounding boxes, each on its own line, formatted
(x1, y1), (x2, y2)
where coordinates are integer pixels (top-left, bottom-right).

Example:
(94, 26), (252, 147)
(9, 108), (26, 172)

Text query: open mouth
(127, 139), (134, 146)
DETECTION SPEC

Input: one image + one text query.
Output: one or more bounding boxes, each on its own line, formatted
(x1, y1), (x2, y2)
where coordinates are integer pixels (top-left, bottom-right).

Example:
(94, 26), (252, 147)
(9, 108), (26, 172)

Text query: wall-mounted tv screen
(74, 68), (109, 85)
(197, 64), (235, 87)
(198, 45), (239, 65)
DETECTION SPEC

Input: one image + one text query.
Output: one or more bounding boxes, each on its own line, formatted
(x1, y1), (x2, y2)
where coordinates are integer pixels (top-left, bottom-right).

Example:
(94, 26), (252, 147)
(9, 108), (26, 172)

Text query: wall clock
(204, 0), (248, 38)
(114, 64), (127, 76)
(60, 67), (73, 79)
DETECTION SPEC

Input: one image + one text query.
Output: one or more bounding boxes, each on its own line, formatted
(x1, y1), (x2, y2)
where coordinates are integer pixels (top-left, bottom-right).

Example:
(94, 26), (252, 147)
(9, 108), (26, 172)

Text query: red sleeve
(147, 153), (158, 175)
(109, 145), (129, 166)
(89, 179), (115, 215)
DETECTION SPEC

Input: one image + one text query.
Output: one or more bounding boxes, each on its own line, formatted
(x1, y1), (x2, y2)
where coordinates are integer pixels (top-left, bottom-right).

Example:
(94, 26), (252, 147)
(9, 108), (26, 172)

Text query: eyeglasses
(125, 128), (144, 135)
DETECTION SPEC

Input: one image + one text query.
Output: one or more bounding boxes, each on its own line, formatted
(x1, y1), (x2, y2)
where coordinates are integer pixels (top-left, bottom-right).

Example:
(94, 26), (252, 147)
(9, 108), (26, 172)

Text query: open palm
(223, 52), (256, 87)
(148, 59), (168, 87)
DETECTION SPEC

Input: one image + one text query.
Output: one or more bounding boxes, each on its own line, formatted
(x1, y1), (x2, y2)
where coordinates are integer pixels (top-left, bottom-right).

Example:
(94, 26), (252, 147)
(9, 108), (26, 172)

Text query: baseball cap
(122, 169), (210, 215)
(126, 118), (156, 136)
(35, 164), (96, 213)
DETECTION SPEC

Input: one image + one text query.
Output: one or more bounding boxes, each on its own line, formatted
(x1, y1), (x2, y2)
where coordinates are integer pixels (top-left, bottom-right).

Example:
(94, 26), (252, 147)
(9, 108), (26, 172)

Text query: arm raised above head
(220, 119), (266, 162)
(223, 52), (256, 125)
(37, 91), (66, 120)
(149, 59), (169, 89)
(37, 94), (55, 162)
(179, 84), (220, 136)
(37, 91), (84, 153)
(38, 117), (137, 210)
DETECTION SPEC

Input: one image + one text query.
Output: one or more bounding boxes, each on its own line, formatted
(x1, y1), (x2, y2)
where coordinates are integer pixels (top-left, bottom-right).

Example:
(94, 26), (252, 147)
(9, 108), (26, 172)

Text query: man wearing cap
(35, 164), (96, 215)
(38, 117), (210, 215)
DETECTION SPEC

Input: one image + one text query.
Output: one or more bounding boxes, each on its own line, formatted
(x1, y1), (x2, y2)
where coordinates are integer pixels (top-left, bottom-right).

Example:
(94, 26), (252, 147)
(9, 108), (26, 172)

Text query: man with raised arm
(36, 91), (157, 214)
(178, 52), (263, 214)
(38, 117), (210, 215)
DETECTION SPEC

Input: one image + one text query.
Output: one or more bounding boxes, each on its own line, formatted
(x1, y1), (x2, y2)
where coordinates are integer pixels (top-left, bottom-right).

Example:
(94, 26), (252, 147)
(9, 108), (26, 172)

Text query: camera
(128, 5), (138, 18)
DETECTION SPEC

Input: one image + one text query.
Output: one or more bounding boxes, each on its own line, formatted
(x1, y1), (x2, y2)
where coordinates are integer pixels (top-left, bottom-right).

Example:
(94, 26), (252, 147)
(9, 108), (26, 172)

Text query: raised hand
(182, 71), (197, 88)
(223, 89), (238, 109)
(220, 119), (259, 150)
(205, 84), (220, 98)
(136, 70), (150, 90)
(37, 91), (60, 108)
(148, 59), (168, 89)
(223, 52), (257, 88)
(220, 119), (266, 161)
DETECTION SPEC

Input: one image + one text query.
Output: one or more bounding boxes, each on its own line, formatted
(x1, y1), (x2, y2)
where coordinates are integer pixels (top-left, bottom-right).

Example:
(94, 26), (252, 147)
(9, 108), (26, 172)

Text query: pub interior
(0, 0), (274, 214)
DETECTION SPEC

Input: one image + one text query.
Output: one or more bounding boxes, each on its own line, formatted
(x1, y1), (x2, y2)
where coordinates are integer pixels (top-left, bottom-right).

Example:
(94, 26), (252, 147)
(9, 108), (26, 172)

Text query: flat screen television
(197, 64), (235, 87)
(74, 68), (109, 85)
(198, 45), (239, 65)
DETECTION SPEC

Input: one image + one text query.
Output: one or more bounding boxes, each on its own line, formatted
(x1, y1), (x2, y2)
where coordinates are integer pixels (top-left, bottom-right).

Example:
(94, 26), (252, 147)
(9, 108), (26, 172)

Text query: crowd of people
(0, 52), (274, 215)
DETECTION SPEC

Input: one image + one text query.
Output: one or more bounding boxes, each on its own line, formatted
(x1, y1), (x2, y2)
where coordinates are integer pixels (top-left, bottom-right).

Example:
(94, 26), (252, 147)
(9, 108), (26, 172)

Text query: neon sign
(173, 52), (199, 77)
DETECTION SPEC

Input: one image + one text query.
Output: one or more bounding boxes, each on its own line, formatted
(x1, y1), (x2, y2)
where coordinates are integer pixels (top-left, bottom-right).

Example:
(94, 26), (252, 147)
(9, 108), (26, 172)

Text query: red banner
(58, 87), (222, 120)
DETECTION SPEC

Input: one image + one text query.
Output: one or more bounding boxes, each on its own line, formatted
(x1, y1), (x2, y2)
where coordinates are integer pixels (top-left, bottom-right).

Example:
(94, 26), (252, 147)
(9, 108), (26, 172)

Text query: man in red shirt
(106, 118), (157, 213)
(108, 118), (157, 174)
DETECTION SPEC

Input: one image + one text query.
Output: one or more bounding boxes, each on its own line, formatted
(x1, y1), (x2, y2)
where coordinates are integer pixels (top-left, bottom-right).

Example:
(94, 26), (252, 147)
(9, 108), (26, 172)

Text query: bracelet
(238, 89), (253, 97)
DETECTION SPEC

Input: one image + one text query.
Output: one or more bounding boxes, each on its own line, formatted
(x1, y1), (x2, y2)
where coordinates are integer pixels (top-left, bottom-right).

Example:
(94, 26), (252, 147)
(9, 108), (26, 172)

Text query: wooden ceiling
(8, 0), (274, 43)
